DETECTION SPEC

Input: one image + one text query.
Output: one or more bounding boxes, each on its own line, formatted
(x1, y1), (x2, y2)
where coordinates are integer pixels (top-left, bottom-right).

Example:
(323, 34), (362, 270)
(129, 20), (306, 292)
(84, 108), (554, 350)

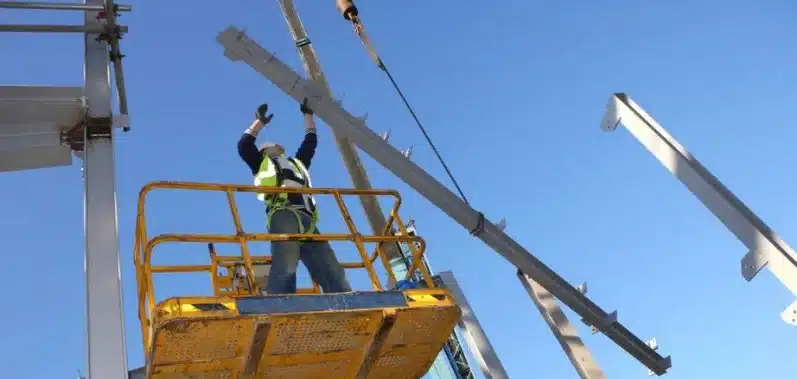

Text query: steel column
(517, 270), (605, 379)
(396, 220), (476, 378)
(216, 27), (672, 375)
(601, 93), (797, 325)
(83, 1), (128, 378)
(437, 271), (509, 379)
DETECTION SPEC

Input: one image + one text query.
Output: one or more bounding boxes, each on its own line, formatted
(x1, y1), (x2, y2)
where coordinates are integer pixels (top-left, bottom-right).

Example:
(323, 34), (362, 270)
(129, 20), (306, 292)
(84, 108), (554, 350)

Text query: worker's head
(259, 142), (285, 158)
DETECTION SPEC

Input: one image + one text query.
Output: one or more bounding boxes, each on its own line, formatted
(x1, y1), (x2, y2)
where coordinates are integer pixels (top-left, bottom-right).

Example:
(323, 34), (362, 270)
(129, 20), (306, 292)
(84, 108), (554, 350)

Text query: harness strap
(266, 204), (319, 235)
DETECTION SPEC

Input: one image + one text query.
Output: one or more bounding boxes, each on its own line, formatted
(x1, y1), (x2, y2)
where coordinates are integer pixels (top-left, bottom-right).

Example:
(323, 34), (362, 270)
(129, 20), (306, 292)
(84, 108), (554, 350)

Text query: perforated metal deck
(144, 289), (460, 379)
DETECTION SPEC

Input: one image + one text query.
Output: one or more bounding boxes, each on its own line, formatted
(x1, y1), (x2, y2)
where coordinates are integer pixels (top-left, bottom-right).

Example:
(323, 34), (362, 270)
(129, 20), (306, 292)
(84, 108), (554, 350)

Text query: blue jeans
(266, 208), (352, 294)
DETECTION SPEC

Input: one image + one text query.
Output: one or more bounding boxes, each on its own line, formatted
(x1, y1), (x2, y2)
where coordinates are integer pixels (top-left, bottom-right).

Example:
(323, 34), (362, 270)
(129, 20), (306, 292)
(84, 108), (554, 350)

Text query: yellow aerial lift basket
(133, 181), (461, 379)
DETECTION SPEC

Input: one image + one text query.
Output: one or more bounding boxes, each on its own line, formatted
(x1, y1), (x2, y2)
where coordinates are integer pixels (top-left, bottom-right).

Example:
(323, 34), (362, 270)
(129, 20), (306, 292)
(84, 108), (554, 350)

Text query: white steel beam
(0, 85), (83, 171)
(0, 24), (128, 33)
(438, 271), (508, 379)
(0, 1), (132, 11)
(517, 270), (606, 379)
(601, 93), (797, 325)
(782, 301), (797, 327)
(82, 1), (128, 378)
(276, 0), (402, 261)
(0, 147), (71, 172)
(216, 26), (672, 375)
(0, 85), (84, 124)
(0, 125), (62, 150)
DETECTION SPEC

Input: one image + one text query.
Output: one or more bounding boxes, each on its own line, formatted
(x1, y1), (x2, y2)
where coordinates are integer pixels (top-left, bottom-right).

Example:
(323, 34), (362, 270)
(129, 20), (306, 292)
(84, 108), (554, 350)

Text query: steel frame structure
(276, 0), (403, 262)
(21, 3), (791, 377)
(217, 26), (672, 376)
(601, 93), (797, 326)
(0, 2), (132, 378)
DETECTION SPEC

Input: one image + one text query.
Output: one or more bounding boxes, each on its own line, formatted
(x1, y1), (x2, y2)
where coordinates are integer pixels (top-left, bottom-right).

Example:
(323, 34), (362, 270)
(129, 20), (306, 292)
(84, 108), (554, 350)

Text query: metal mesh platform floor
(144, 290), (460, 379)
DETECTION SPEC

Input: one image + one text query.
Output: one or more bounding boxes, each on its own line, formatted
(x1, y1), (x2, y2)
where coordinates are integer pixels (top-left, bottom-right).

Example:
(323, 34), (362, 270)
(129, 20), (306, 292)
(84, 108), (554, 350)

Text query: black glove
(256, 103), (273, 123)
(300, 98), (313, 115)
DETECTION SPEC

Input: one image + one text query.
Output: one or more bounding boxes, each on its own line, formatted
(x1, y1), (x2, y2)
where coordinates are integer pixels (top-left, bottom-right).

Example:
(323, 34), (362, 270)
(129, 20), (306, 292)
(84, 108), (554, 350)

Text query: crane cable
(350, 19), (469, 204)
(347, 17), (487, 235)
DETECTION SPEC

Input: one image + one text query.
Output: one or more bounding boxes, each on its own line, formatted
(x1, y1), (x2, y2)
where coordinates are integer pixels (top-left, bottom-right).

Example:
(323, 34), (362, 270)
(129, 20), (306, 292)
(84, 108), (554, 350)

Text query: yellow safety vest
(254, 155), (319, 232)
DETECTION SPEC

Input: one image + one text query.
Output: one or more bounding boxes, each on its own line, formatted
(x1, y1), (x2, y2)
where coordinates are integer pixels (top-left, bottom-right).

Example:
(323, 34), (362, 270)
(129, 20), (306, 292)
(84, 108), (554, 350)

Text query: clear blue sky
(2, 1), (796, 378)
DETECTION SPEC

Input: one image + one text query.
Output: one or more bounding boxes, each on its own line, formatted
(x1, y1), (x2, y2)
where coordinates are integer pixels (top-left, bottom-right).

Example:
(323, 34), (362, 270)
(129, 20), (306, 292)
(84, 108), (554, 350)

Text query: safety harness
(254, 155), (319, 234)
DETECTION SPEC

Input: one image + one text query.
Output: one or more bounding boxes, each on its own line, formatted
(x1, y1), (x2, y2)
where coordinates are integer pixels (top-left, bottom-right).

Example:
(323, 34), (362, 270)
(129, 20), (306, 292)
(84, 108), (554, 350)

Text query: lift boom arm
(217, 26), (671, 375)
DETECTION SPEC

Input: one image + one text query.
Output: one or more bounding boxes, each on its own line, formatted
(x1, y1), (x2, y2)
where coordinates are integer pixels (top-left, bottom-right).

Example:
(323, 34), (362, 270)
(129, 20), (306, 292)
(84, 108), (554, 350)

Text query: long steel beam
(217, 26), (672, 375)
(601, 93), (797, 325)
(276, 0), (402, 261)
(518, 270), (605, 379)
(0, 24), (128, 33)
(0, 1), (132, 11)
(438, 271), (509, 379)
(398, 220), (476, 378)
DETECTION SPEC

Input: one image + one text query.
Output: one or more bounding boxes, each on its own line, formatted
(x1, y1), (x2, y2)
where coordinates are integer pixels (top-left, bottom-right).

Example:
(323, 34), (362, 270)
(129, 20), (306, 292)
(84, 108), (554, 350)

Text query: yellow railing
(133, 181), (434, 351)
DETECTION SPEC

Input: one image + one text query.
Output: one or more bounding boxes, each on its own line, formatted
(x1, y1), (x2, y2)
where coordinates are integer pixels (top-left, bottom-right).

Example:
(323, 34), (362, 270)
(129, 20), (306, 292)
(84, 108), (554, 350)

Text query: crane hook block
(336, 0), (358, 21)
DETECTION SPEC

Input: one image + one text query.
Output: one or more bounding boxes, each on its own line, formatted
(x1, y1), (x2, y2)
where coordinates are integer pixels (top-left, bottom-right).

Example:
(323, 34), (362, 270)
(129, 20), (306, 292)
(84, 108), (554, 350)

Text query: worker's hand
(255, 103), (274, 124)
(299, 98), (313, 115)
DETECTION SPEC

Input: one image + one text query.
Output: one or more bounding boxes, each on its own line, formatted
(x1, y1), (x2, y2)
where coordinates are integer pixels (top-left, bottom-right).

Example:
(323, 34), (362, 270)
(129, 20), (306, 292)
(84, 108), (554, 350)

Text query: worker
(237, 99), (352, 295)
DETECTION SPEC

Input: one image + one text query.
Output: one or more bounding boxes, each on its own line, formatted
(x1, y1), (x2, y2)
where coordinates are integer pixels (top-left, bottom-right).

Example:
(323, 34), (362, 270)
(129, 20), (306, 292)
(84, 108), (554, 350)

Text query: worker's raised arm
(294, 99), (318, 168)
(238, 104), (273, 175)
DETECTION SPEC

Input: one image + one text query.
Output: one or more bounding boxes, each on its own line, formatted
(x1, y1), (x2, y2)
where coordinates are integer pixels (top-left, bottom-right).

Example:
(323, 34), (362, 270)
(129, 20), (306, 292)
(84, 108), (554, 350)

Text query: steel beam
(216, 27), (672, 375)
(601, 93), (797, 325)
(437, 271), (508, 379)
(397, 220), (477, 378)
(0, 127), (61, 150)
(83, 1), (128, 378)
(0, 24), (128, 33)
(0, 85), (84, 171)
(276, 0), (402, 260)
(0, 1), (132, 11)
(0, 85), (85, 125)
(517, 270), (606, 379)
(783, 300), (797, 327)
(99, 0), (130, 131)
(0, 146), (72, 171)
